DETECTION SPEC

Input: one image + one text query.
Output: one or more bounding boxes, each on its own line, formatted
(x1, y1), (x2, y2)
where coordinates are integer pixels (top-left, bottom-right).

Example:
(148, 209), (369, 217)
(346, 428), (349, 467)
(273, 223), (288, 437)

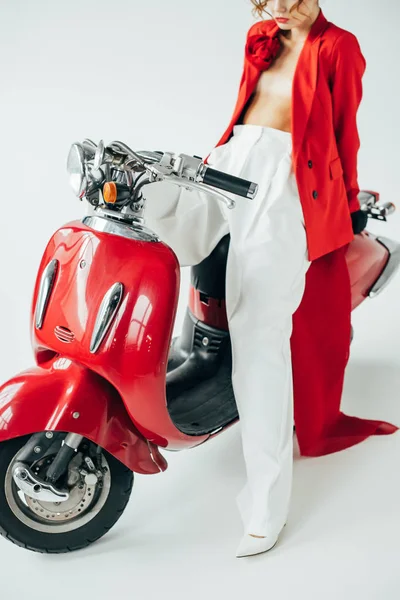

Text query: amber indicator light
(103, 182), (117, 204)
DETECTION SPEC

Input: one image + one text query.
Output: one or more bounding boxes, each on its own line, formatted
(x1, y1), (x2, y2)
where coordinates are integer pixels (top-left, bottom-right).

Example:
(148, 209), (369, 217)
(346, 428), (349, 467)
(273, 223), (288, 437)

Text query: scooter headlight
(67, 143), (88, 198)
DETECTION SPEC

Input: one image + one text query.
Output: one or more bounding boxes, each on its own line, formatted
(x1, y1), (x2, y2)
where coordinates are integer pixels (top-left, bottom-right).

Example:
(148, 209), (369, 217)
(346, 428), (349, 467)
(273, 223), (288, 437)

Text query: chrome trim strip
(35, 259), (59, 329)
(82, 214), (160, 242)
(368, 236), (400, 298)
(90, 282), (124, 353)
(209, 426), (223, 435)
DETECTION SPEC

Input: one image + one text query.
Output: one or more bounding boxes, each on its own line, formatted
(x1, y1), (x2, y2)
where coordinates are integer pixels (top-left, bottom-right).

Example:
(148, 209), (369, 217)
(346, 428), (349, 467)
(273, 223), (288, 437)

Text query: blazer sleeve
(329, 32), (366, 214)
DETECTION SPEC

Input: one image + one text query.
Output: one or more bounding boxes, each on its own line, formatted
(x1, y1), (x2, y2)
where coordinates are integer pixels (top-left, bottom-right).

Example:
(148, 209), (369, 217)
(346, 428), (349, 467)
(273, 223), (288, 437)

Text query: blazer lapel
(291, 36), (323, 165)
(290, 9), (330, 164)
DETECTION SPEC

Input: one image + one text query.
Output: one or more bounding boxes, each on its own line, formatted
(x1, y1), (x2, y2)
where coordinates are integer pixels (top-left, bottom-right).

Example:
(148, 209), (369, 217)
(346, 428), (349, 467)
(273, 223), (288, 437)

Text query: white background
(0, 0), (399, 597)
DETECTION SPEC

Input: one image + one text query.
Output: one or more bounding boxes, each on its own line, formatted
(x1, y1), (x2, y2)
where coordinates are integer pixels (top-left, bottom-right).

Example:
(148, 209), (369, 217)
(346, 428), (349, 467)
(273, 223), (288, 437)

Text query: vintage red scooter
(0, 138), (398, 553)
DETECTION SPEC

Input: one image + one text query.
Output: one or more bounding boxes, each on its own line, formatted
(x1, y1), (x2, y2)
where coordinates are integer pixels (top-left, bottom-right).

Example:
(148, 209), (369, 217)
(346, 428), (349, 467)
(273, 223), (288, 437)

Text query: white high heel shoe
(235, 522), (287, 558)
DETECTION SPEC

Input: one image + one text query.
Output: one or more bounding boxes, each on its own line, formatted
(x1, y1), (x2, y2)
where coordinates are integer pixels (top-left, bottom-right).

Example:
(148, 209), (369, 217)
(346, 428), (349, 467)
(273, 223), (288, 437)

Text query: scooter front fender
(0, 357), (167, 474)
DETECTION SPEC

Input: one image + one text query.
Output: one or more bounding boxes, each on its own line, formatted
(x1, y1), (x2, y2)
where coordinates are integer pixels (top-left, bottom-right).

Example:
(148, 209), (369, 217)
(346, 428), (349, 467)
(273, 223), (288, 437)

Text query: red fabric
(203, 9), (399, 455)
(244, 25), (281, 70)
(204, 9), (366, 261)
(291, 244), (398, 456)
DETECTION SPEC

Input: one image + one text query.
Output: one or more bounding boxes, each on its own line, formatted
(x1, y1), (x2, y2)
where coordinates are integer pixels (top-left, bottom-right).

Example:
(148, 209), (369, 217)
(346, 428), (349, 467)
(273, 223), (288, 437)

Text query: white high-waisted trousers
(143, 123), (311, 537)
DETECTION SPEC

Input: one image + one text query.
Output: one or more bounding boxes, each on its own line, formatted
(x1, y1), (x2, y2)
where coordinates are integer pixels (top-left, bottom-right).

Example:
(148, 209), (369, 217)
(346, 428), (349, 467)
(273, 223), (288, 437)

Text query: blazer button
(308, 160), (313, 168)
(312, 190), (318, 199)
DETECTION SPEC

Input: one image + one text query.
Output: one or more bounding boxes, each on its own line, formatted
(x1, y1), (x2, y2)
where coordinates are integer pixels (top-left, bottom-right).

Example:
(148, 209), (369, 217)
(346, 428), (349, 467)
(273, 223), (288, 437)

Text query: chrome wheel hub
(5, 445), (111, 534)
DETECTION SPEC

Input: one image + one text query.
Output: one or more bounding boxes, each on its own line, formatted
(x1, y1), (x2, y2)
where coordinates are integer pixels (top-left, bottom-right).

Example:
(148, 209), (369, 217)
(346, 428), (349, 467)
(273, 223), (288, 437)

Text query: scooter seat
(190, 233), (230, 299)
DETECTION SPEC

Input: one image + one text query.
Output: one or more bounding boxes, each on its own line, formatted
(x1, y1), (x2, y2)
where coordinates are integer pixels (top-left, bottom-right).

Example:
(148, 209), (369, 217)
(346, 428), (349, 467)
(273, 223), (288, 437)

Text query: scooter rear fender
(0, 357), (167, 474)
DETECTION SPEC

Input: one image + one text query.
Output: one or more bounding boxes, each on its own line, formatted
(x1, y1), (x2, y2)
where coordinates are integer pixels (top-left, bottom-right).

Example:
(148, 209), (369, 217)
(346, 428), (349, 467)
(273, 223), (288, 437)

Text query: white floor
(1, 264), (400, 600)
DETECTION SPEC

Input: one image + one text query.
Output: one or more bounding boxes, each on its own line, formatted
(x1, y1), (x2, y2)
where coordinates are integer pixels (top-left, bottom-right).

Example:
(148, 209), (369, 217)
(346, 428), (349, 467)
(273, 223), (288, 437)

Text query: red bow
(245, 27), (282, 71)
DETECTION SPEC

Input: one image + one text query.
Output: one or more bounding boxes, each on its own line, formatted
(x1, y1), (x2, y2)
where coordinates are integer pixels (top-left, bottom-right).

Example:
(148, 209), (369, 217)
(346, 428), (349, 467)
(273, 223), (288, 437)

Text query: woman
(143, 0), (398, 559)
(202, 0), (398, 558)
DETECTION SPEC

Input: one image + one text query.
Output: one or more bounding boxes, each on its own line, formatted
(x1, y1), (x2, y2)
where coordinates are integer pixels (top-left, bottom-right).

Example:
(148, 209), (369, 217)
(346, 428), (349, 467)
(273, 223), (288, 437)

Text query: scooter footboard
(0, 357), (167, 474)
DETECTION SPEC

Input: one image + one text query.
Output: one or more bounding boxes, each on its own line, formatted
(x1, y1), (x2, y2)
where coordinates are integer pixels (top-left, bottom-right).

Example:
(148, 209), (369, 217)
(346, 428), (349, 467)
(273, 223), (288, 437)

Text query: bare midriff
(237, 35), (306, 134)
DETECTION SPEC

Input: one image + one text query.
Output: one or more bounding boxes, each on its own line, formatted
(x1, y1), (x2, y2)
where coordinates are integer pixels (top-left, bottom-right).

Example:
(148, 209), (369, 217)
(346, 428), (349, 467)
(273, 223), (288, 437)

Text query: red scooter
(0, 138), (398, 554)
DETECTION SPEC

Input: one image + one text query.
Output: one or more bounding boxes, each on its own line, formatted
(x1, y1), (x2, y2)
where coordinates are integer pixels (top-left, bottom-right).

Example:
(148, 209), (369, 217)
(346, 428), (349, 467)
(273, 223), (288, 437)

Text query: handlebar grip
(202, 166), (258, 199)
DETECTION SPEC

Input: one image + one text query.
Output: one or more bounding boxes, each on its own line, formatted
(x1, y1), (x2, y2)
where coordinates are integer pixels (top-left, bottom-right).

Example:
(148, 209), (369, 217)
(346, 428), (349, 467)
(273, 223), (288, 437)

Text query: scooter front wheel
(0, 434), (133, 553)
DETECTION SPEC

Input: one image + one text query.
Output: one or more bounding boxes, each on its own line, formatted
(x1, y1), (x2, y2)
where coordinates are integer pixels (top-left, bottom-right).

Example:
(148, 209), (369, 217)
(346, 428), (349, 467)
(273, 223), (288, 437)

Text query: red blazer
(203, 9), (398, 456)
(203, 8), (366, 262)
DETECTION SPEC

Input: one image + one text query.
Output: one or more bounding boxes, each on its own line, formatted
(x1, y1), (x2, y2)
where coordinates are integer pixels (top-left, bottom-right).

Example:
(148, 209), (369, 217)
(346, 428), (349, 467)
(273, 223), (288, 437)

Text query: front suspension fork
(12, 431), (85, 503)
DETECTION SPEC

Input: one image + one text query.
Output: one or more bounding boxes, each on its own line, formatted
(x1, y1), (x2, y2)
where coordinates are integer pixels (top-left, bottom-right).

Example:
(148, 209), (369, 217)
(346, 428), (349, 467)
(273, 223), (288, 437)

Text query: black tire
(0, 435), (134, 553)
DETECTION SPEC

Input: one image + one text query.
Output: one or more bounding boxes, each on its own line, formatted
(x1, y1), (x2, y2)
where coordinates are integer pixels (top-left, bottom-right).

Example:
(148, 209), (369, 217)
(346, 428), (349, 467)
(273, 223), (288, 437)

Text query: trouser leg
(218, 134), (311, 536)
(229, 232), (310, 535)
(140, 179), (230, 267)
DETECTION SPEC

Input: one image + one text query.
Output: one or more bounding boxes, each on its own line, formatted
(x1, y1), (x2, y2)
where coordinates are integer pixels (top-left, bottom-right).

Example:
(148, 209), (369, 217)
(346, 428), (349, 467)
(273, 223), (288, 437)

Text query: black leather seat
(190, 233), (230, 299)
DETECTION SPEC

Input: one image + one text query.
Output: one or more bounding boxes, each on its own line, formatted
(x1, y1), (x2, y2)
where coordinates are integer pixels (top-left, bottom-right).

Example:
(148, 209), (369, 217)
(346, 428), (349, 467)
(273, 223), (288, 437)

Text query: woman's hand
(350, 208), (368, 234)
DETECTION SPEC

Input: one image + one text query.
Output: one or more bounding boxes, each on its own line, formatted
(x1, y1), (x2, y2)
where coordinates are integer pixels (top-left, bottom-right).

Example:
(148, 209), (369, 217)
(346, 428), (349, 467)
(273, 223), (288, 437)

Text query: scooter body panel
(346, 231), (400, 308)
(29, 220), (209, 451)
(188, 228), (400, 326)
(0, 357), (167, 473)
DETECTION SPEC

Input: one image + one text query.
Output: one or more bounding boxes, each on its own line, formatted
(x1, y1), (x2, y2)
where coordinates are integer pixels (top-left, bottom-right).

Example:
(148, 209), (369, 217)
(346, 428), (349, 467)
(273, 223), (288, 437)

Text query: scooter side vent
(54, 325), (75, 344)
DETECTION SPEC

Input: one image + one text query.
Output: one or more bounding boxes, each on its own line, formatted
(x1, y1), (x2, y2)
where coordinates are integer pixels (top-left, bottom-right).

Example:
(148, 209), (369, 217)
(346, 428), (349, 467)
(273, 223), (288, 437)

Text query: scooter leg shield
(142, 179), (230, 266)
(0, 358), (167, 474)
